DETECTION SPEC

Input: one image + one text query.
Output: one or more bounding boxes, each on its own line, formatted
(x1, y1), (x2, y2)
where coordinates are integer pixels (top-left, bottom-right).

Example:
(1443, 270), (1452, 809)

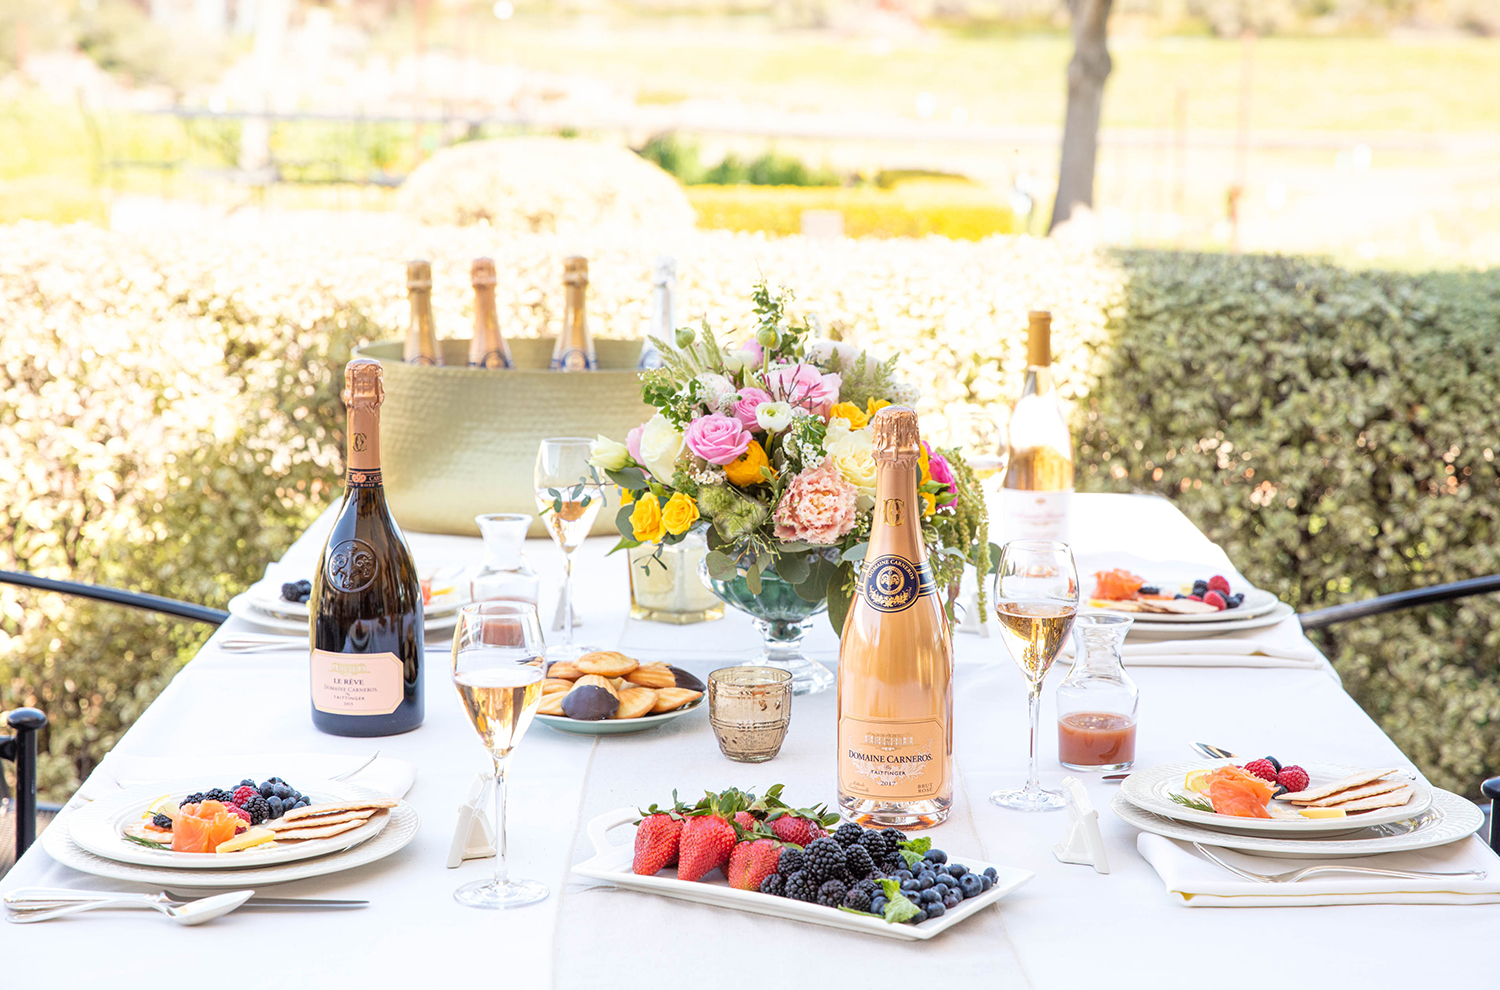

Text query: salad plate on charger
(1119, 759), (1433, 836)
(1083, 555), (1281, 625)
(1124, 602), (1295, 637)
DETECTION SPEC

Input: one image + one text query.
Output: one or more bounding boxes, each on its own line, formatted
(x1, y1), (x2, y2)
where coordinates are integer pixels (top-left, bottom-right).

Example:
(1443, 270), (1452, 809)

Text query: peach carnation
(773, 460), (859, 545)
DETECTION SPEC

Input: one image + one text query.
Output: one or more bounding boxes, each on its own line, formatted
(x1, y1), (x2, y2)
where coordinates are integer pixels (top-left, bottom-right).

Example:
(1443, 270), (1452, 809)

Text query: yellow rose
(866, 398), (891, 418)
(830, 445), (878, 509)
(921, 491), (937, 517)
(723, 439), (772, 487)
(661, 492), (701, 536)
(619, 486), (636, 506)
(827, 401), (869, 430)
(629, 492), (665, 543)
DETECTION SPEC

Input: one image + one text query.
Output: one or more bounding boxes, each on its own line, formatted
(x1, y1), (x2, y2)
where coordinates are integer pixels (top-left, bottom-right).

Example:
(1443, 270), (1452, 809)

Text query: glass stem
(1026, 681), (1043, 791)
(562, 552), (574, 646)
(492, 755), (510, 886)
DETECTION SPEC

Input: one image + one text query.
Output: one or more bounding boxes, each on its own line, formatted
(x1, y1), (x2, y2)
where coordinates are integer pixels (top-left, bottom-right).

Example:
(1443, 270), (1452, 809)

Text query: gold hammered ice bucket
(353, 338), (651, 538)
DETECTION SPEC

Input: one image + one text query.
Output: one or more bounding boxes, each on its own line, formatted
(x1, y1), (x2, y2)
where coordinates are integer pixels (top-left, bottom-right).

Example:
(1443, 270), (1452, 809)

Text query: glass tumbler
(707, 666), (792, 763)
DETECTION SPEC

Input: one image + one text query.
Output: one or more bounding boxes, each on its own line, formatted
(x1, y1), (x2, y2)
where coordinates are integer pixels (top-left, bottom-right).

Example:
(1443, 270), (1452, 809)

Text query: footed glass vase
(699, 559), (835, 695)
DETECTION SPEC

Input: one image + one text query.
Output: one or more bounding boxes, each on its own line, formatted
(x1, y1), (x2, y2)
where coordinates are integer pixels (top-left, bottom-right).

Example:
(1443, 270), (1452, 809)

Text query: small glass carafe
(470, 514), (540, 605)
(1056, 612), (1139, 772)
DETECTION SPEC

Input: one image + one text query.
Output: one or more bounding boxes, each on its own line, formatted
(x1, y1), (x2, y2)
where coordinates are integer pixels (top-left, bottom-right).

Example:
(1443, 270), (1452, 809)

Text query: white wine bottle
(637, 255), (674, 370)
(549, 256), (596, 371)
(468, 257), (514, 369)
(404, 260), (442, 366)
(310, 358), (425, 736)
(838, 406), (953, 828)
(1000, 311), (1073, 542)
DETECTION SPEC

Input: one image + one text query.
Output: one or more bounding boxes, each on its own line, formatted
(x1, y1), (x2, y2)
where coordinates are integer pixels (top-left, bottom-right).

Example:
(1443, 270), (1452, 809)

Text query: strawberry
(734, 811), (758, 832)
(768, 814), (826, 846)
(678, 814), (737, 881)
(727, 838), (784, 891)
(633, 812), (684, 876)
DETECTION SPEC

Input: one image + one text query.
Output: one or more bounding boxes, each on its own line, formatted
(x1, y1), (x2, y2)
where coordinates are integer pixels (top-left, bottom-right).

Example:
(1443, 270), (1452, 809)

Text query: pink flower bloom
(763, 363), (842, 417)
(626, 424), (645, 463)
(738, 339), (764, 366)
(684, 413), (752, 466)
(773, 460), (858, 545)
(732, 387), (772, 431)
(928, 450), (958, 507)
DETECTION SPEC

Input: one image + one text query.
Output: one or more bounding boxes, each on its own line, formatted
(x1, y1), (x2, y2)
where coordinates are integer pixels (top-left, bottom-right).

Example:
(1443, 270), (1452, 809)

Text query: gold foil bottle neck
(471, 257), (497, 287)
(563, 256), (589, 286)
(1027, 310), (1052, 367)
(344, 358), (384, 408)
(872, 406), (921, 462)
(406, 259), (432, 291)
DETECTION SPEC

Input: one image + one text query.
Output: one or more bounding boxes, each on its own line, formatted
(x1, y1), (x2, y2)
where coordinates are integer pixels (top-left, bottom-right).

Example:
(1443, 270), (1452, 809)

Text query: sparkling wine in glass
(991, 539), (1079, 812)
(451, 601), (550, 909)
(534, 437), (605, 659)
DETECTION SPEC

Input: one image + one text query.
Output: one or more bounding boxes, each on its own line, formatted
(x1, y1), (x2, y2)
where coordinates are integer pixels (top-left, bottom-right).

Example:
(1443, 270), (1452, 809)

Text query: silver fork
(329, 750), (380, 782)
(1192, 842), (1487, 884)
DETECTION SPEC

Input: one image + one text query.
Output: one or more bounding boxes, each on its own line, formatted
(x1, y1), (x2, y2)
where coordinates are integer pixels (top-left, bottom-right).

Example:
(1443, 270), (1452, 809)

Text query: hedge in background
(1079, 252), (1500, 794)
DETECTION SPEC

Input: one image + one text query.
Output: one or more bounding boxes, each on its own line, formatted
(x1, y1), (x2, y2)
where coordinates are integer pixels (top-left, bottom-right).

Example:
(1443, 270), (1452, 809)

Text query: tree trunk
(1049, 0), (1114, 233)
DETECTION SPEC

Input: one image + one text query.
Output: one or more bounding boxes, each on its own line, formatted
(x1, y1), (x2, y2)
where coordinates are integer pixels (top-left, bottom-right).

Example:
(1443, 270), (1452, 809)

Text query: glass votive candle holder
(708, 666), (792, 763)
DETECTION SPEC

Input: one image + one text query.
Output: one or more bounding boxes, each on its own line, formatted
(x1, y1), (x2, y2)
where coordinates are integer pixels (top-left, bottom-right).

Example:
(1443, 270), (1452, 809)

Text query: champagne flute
(534, 437), (605, 659)
(451, 601), (550, 909)
(991, 539), (1079, 811)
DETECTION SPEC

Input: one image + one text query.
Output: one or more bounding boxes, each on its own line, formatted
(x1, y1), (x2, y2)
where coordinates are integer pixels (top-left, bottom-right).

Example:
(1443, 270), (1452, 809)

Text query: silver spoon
(6, 889), (254, 925)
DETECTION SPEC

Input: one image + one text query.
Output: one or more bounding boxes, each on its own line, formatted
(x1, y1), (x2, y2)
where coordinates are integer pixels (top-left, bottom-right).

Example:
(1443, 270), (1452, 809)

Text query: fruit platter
(68, 775), (406, 869)
(536, 652), (705, 735)
(1087, 568), (1280, 623)
(572, 785), (1033, 941)
(1119, 756), (1433, 835)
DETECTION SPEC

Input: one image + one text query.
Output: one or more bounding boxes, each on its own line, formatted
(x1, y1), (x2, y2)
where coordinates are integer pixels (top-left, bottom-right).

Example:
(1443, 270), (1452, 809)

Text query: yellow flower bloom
(723, 439), (773, 487)
(866, 398), (891, 418)
(629, 492), (665, 542)
(919, 443), (932, 483)
(661, 492), (701, 535)
(827, 401), (869, 430)
(619, 486), (635, 506)
(921, 492), (937, 517)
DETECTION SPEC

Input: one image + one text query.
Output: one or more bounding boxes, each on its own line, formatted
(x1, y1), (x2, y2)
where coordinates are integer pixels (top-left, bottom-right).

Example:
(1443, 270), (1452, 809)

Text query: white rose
(637, 413), (684, 484)
(756, 401), (794, 433)
(588, 435), (630, 472)
(804, 338), (864, 371)
(830, 447), (878, 510)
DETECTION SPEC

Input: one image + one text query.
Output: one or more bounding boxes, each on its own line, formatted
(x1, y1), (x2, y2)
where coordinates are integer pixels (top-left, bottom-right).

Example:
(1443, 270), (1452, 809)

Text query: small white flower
(888, 380), (921, 406)
(688, 461), (726, 484)
(694, 372), (737, 413)
(756, 401), (794, 432)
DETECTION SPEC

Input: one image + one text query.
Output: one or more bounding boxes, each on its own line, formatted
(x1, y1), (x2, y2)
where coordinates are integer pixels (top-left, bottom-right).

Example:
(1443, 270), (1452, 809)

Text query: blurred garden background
(1, 0), (1497, 803)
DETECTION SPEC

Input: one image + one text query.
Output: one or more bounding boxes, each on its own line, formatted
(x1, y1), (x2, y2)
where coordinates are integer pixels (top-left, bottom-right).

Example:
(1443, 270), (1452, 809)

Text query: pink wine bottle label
(311, 650), (404, 716)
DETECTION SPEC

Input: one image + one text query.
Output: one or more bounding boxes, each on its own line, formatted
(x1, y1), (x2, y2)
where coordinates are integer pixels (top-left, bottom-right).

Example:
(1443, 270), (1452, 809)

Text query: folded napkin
(1137, 833), (1500, 907)
(72, 752), (416, 807)
(1118, 617), (1325, 669)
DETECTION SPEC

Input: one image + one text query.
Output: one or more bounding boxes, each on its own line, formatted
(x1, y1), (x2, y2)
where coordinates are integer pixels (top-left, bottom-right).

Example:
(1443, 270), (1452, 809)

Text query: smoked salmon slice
(171, 800), (241, 853)
(1092, 569), (1145, 601)
(1203, 766), (1276, 819)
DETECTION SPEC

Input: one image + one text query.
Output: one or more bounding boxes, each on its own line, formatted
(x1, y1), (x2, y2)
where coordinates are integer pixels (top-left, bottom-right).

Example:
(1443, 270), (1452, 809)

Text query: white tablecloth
(6, 493), (1496, 987)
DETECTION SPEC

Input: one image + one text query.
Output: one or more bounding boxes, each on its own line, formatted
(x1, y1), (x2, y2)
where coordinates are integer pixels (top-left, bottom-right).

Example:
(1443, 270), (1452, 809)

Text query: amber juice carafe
(837, 406), (954, 827)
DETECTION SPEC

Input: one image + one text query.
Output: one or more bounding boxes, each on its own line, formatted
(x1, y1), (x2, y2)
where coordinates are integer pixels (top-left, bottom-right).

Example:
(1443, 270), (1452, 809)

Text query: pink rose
(928, 450), (958, 507)
(738, 339), (764, 366)
(763, 362), (842, 417)
(626, 424), (645, 463)
(684, 413), (752, 466)
(773, 460), (858, 545)
(732, 387), (772, 431)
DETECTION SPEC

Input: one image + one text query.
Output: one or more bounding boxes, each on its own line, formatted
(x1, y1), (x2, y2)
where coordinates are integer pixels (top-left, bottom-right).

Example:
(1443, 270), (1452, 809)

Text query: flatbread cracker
(268, 817), (374, 841)
(282, 798), (397, 822)
(1334, 785), (1414, 813)
(1288, 778), (1406, 807)
(1272, 768), (1400, 803)
(266, 809), (375, 831)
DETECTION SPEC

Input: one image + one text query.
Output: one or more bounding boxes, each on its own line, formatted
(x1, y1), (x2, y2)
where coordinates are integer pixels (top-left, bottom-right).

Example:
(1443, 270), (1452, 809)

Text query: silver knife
(4, 888), (367, 911)
(1192, 742), (1237, 760)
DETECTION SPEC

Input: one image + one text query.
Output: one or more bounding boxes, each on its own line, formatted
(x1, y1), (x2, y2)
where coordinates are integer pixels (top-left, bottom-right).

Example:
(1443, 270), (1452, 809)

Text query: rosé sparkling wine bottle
(837, 407), (954, 828)
(1000, 311), (1073, 542)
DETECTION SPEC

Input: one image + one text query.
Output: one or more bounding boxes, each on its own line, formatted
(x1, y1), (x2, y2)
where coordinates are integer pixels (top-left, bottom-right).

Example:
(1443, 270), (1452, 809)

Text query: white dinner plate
(572, 807), (1033, 941)
(69, 779), (400, 869)
(243, 575), (468, 621)
(226, 593), (460, 636)
(1111, 789), (1483, 859)
(1087, 586), (1280, 624)
(1125, 601), (1297, 638)
(1120, 759), (1432, 835)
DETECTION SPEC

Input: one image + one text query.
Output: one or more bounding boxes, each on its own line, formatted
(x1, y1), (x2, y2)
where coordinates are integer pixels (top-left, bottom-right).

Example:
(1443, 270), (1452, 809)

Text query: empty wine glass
(534, 437), (605, 659)
(991, 539), (1079, 811)
(451, 601), (549, 909)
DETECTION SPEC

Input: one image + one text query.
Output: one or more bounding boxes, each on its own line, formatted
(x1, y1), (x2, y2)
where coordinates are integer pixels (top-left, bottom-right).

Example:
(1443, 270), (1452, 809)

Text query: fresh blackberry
(815, 879), (847, 908)
(237, 794), (271, 826)
(880, 827), (905, 855)
(854, 878), (880, 897)
(151, 812), (173, 830)
(783, 870), (815, 902)
(204, 788), (235, 804)
(777, 847), (805, 876)
(804, 837), (846, 882)
(1138, 585), (1160, 596)
(833, 822), (865, 848)
(842, 887), (872, 912)
(180, 792), (206, 806)
(857, 830), (886, 859)
(845, 843), (874, 878)
(759, 874), (785, 897)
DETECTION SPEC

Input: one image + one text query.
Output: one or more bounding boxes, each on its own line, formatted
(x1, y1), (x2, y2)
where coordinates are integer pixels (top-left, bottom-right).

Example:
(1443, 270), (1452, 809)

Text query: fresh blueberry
(1191, 579), (1209, 595)
(979, 874), (993, 891)
(924, 848), (948, 865)
(942, 893), (960, 909)
(273, 783), (291, 799)
(983, 866), (998, 881)
(908, 908), (927, 924)
(239, 778), (256, 788)
(1138, 585), (1160, 596)
(900, 879), (920, 892)
(260, 783), (275, 798)
(870, 897), (888, 914)
(894, 869), (912, 881)
(921, 888), (941, 904)
(267, 796), (284, 817)
(916, 874), (934, 890)
(925, 901), (946, 918)
(959, 874), (984, 898)
(947, 863), (968, 878)
(935, 874), (957, 888)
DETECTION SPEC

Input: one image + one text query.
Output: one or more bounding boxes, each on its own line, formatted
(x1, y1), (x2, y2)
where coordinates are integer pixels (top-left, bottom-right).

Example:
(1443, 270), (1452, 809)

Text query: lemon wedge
(145, 794), (177, 817)
(1184, 769), (1213, 795)
(1299, 807), (1347, 819)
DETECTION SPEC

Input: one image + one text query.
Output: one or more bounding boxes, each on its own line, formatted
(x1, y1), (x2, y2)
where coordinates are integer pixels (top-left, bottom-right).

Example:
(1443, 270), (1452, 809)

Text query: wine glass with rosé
(991, 539), (1079, 811)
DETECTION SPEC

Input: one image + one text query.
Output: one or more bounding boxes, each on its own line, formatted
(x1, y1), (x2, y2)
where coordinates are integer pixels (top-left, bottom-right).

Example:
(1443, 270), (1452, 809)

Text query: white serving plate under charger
(572, 807), (1033, 941)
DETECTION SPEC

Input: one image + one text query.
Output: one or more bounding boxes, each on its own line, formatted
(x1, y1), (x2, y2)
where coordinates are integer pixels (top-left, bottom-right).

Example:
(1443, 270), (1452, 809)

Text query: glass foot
(989, 784), (1066, 812)
(454, 877), (549, 909)
(758, 656), (834, 695)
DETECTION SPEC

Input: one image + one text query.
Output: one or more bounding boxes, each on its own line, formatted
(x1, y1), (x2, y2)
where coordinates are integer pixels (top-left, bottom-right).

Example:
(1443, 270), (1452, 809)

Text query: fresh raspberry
(224, 803), (252, 824)
(1203, 590), (1227, 609)
(1207, 575), (1231, 595)
(231, 785), (259, 807)
(1242, 758), (1279, 782)
(1277, 765), (1310, 792)
(1187, 594), (1204, 602)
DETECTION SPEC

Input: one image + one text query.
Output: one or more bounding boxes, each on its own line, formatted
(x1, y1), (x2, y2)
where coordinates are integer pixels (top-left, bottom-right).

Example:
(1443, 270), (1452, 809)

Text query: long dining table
(5, 492), (1494, 986)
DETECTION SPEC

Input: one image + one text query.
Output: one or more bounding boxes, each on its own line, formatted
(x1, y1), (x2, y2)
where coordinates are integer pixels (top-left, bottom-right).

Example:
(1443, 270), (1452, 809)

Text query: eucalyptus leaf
(746, 561), (763, 595)
(775, 550), (811, 585)
(825, 563), (855, 634)
(615, 503), (635, 538)
(841, 541), (869, 563)
(705, 550), (738, 581)
(605, 466), (650, 491)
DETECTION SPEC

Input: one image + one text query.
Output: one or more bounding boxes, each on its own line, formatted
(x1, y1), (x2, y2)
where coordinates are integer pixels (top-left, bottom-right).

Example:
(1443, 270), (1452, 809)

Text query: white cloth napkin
(72, 752), (417, 806)
(1119, 617), (1325, 669)
(1137, 833), (1500, 906)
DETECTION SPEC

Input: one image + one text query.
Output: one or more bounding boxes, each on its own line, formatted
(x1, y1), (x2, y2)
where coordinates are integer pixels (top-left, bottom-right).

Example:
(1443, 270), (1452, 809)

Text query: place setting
(226, 559), (472, 638)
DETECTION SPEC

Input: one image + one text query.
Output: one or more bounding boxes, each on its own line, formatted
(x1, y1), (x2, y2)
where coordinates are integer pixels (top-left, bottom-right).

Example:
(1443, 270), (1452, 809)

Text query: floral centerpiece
(589, 284), (991, 634)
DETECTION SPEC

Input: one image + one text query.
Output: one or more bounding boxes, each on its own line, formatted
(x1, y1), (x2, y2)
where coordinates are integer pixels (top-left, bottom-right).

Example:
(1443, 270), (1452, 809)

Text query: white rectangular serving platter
(572, 807), (1034, 941)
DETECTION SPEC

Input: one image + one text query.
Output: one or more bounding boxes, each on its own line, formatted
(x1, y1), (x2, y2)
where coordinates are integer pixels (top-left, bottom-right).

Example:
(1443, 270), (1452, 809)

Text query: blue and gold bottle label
(859, 554), (937, 613)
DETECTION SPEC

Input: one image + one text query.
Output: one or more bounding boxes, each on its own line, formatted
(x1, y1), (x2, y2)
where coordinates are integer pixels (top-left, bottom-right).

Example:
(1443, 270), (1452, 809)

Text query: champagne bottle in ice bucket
(469, 257), (514, 369)
(404, 260), (442, 366)
(549, 256), (596, 371)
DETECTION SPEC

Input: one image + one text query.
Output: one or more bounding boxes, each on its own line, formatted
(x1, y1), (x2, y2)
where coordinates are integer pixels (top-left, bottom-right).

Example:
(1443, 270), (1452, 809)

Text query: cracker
(269, 816), (374, 841)
(282, 797), (397, 822)
(1289, 778), (1406, 807)
(266, 808), (375, 831)
(1272, 768), (1401, 803)
(1335, 785), (1414, 813)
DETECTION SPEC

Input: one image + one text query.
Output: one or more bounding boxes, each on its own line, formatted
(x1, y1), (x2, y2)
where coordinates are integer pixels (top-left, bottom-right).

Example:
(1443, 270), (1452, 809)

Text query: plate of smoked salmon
(1119, 760), (1432, 835)
(1084, 563), (1280, 624)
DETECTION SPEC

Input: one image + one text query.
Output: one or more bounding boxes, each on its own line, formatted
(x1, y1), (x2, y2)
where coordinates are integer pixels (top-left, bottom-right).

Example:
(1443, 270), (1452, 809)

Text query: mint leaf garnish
(876, 877), (921, 924)
(896, 835), (931, 869)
